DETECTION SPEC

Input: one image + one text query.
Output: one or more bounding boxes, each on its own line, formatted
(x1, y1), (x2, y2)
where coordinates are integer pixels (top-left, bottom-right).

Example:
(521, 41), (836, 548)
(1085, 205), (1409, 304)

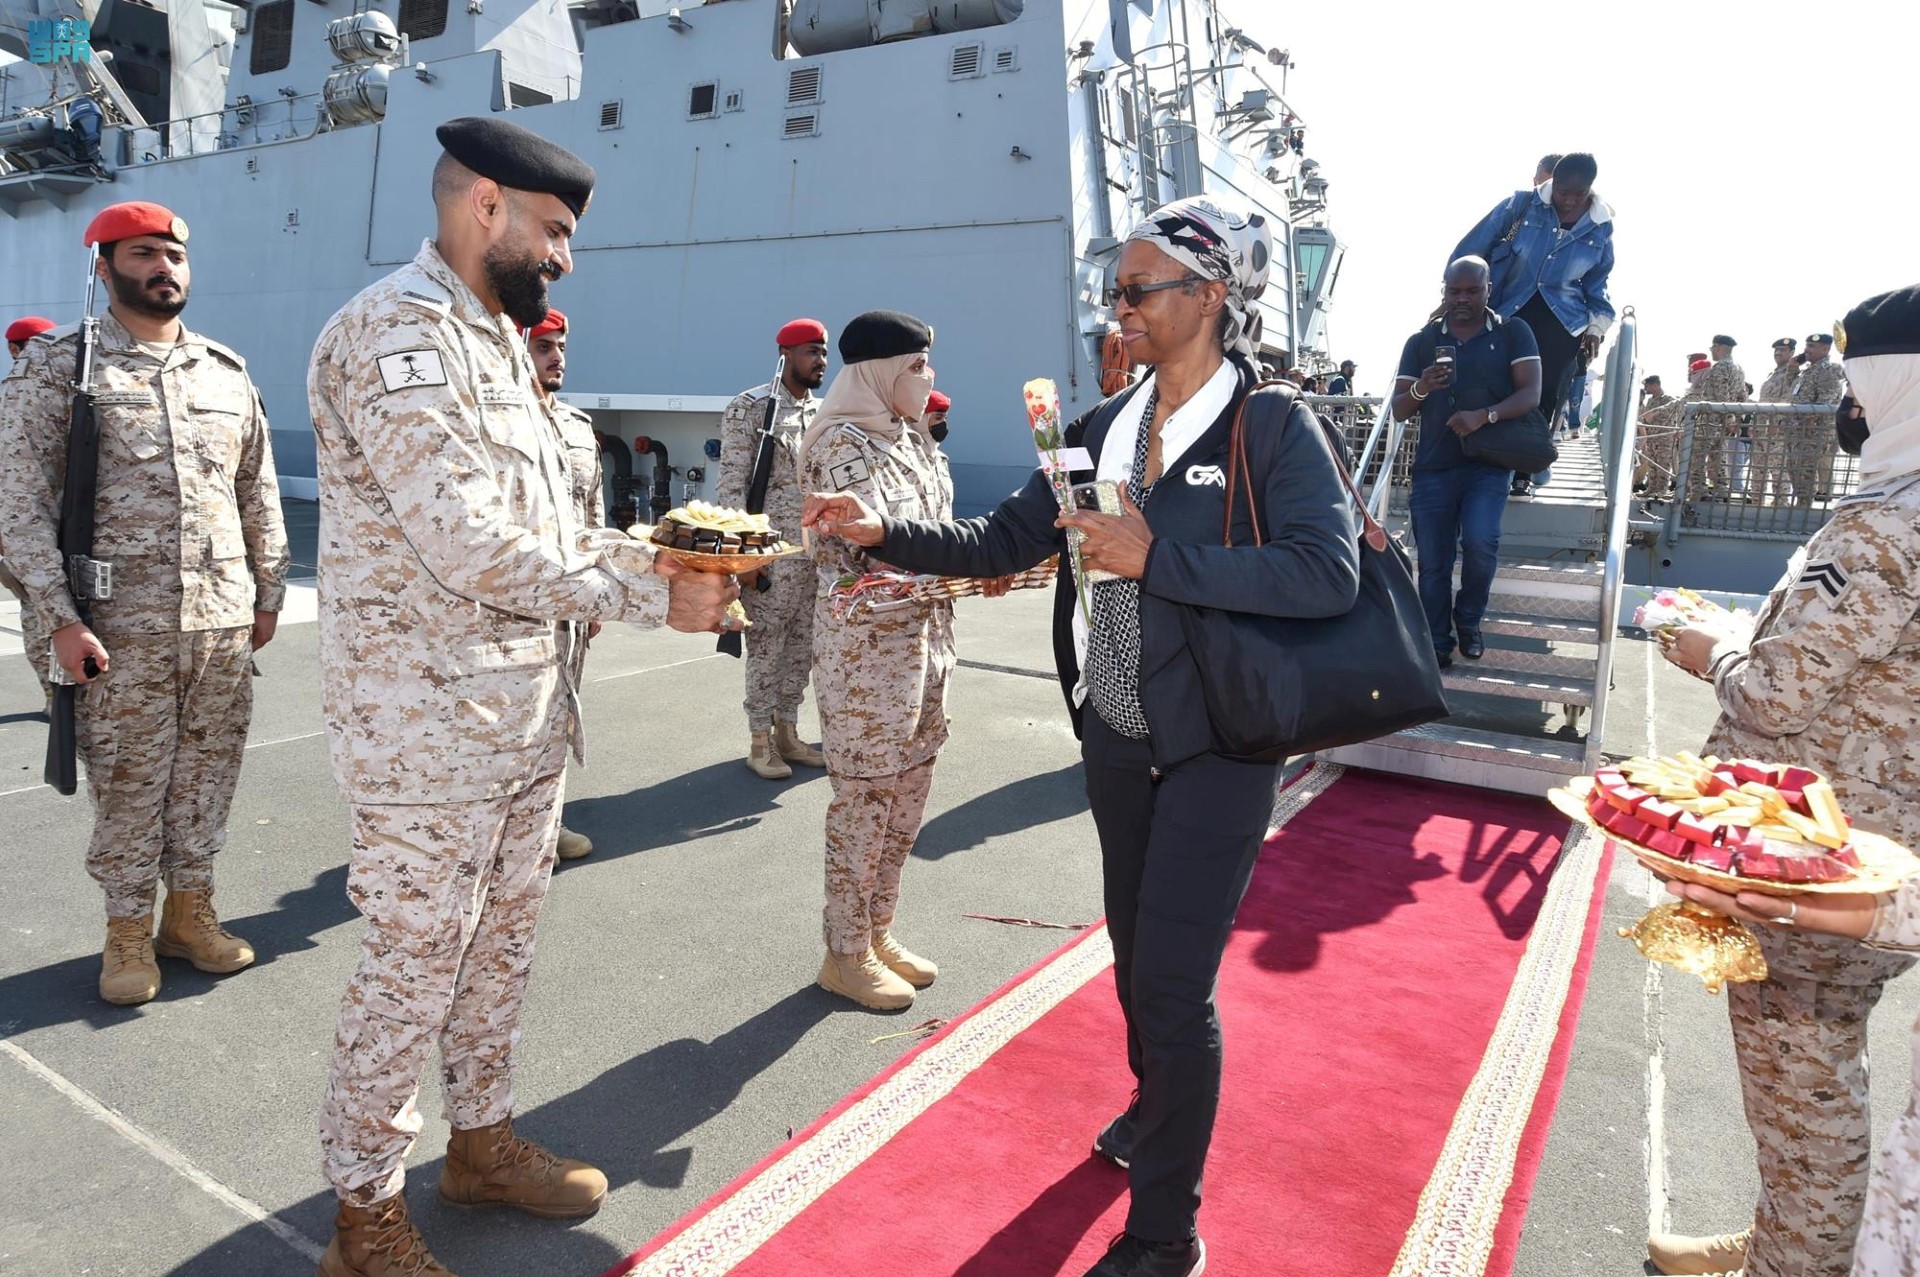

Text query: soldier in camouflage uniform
(1788, 334), (1849, 507)
(1636, 374), (1679, 493)
(526, 307), (600, 862)
(1654, 285), (1920, 1277)
(798, 310), (949, 1012)
(4, 316), (58, 702)
(1683, 336), (1750, 498)
(716, 318), (829, 780)
(1751, 338), (1801, 505)
(306, 118), (736, 1277)
(0, 203), (288, 1008)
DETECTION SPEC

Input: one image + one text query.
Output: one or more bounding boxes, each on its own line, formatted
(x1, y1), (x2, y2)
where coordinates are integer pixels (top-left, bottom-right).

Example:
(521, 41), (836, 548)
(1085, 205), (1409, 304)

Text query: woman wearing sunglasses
(802, 197), (1360, 1277)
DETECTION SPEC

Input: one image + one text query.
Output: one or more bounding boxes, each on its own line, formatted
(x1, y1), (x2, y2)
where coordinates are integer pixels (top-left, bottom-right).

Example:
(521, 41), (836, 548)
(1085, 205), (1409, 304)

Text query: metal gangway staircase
(1308, 311), (1640, 796)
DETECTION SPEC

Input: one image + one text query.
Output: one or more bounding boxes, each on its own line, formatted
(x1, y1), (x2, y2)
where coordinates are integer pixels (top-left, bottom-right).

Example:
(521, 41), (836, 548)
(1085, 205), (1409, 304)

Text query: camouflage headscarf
(1124, 196), (1274, 359)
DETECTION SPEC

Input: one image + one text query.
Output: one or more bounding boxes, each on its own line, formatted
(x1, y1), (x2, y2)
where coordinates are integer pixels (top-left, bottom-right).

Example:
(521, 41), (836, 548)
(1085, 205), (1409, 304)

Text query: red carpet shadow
(951, 1159), (1128, 1277)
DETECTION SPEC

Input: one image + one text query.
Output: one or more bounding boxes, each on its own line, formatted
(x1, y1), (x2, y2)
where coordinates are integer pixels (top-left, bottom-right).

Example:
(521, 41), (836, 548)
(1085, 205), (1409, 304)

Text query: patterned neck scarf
(1124, 197), (1274, 360)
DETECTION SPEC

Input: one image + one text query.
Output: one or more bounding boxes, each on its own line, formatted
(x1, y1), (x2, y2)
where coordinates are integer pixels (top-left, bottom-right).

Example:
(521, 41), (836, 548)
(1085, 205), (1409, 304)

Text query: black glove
(1836, 395), (1870, 456)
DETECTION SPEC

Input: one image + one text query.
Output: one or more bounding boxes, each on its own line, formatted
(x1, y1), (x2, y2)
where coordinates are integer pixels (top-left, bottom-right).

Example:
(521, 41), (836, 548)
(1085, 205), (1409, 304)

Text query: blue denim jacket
(1452, 185), (1615, 338)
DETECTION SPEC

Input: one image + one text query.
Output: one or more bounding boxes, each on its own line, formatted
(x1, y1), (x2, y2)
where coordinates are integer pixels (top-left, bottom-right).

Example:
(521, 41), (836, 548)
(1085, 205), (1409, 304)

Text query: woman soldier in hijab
(798, 311), (952, 1013)
(1658, 284), (1920, 1277)
(804, 198), (1361, 1277)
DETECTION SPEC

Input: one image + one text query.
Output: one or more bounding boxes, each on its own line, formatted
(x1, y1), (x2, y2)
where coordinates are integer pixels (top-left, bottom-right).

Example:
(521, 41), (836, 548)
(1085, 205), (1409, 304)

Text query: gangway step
(1442, 665), (1594, 707)
(1319, 722), (1588, 796)
(1480, 611), (1602, 645)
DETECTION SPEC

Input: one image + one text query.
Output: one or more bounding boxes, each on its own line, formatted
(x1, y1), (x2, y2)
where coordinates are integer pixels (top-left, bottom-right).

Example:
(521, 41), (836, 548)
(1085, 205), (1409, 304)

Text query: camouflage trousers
(319, 770), (563, 1205)
(1690, 422), (1735, 497)
(1, 559), (52, 702)
(742, 556), (816, 732)
(1635, 426), (1678, 493)
(1728, 962), (1902, 1277)
(1853, 1086), (1920, 1277)
(77, 626), (254, 918)
(1785, 434), (1838, 508)
(822, 758), (935, 955)
(1748, 420), (1789, 503)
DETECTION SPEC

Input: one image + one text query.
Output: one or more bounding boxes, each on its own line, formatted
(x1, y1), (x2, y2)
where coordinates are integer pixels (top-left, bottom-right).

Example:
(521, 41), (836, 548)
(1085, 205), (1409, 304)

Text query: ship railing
(1590, 308), (1640, 770)
(1658, 403), (1854, 545)
(1306, 393), (1411, 521)
(119, 91), (328, 165)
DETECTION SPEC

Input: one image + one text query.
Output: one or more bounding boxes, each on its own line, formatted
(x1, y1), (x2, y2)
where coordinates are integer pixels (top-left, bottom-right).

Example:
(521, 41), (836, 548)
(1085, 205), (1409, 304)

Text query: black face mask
(929, 419), (949, 444)
(1836, 395), (1870, 456)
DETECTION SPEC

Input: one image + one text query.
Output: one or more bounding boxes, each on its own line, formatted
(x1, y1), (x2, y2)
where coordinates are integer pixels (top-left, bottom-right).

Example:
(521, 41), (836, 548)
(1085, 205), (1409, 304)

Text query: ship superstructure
(0, 0), (1342, 514)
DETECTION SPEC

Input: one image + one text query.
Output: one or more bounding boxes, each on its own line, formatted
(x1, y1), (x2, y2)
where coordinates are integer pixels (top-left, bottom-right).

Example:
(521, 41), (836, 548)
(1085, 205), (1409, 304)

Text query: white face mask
(891, 364), (934, 422)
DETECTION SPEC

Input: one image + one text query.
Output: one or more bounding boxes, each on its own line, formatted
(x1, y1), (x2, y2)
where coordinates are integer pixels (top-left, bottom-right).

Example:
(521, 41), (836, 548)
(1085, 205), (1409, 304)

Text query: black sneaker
(1082, 1233), (1206, 1277)
(1435, 649), (1453, 669)
(1509, 479), (1532, 498)
(1091, 1094), (1139, 1169)
(1457, 628), (1484, 660)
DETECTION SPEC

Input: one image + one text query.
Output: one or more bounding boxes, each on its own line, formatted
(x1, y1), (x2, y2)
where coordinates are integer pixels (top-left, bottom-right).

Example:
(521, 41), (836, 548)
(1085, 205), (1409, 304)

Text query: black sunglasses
(1102, 276), (1201, 309)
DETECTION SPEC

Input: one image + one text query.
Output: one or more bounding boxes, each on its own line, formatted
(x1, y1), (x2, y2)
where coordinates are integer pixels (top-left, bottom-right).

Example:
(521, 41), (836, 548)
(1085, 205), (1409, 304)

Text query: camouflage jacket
(715, 381), (817, 541)
(0, 310), (288, 637)
(1681, 358), (1749, 433)
(1758, 363), (1800, 404)
(1793, 357), (1848, 407)
(803, 422), (954, 777)
(1704, 479), (1920, 982)
(308, 240), (668, 804)
(548, 397), (605, 528)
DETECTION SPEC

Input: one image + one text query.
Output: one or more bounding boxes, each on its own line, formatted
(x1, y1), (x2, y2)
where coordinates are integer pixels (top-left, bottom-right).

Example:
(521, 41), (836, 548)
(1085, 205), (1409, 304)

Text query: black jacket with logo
(876, 360), (1362, 770)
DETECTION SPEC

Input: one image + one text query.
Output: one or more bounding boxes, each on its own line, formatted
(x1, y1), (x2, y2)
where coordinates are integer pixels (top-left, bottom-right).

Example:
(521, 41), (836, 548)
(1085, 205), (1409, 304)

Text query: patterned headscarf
(1123, 196), (1274, 359)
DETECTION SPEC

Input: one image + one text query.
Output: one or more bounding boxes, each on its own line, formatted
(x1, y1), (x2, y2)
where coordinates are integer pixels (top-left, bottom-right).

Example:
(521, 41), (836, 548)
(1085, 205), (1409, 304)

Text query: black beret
(1772, 337), (1796, 349)
(838, 310), (932, 365)
(436, 116), (596, 217)
(1711, 334), (1736, 347)
(1805, 332), (1833, 346)
(1837, 285), (1920, 360)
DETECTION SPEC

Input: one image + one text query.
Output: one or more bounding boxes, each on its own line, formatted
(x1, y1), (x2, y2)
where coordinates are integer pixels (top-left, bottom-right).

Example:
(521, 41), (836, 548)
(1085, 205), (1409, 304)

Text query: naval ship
(0, 0), (1343, 521)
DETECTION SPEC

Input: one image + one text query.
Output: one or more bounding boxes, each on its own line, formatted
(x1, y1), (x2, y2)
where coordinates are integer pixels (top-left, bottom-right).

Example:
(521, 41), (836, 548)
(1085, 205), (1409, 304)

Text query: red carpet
(609, 763), (1611, 1277)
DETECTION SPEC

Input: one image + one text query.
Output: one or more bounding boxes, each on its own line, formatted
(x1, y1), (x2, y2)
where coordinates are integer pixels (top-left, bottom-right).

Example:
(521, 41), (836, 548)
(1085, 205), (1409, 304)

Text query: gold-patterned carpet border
(1389, 822), (1604, 1277)
(623, 763), (1341, 1277)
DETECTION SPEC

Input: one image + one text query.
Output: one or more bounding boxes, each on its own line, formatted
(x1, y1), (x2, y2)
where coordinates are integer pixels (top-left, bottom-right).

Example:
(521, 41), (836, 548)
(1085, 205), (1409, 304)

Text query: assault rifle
(43, 247), (110, 795)
(717, 353), (787, 659)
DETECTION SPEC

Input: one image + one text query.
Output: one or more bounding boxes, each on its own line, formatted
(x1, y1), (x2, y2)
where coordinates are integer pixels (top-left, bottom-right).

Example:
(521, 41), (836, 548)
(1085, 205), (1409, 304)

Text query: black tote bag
(1177, 384), (1449, 761)
(1453, 385), (1558, 473)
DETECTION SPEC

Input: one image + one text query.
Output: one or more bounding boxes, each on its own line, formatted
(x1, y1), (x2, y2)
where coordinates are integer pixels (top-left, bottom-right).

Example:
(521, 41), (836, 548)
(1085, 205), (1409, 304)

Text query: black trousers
(1081, 711), (1280, 1241)
(1516, 291), (1581, 427)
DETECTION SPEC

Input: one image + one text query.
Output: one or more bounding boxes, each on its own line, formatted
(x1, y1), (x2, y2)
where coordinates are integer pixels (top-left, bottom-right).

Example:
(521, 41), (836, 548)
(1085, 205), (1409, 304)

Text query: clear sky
(1256, 1), (1920, 397)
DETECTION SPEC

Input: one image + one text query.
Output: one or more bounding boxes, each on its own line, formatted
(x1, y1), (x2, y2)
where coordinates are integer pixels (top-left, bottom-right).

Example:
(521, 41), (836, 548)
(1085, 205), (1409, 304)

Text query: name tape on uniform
(376, 349), (448, 394)
(828, 455), (872, 491)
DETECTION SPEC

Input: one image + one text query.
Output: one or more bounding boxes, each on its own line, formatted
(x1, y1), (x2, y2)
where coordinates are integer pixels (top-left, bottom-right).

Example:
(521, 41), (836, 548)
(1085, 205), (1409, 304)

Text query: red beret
(777, 318), (828, 348)
(526, 308), (567, 339)
(1688, 358), (1712, 373)
(6, 316), (55, 343)
(925, 390), (951, 412)
(84, 201), (189, 248)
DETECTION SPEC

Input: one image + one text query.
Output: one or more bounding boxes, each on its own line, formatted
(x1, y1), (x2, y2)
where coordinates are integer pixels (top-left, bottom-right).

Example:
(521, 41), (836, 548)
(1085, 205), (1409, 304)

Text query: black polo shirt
(1396, 311), (1540, 471)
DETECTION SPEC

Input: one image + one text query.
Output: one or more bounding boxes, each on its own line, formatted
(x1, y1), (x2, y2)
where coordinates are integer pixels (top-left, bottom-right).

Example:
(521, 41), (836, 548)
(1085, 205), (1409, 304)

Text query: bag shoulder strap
(1224, 380), (1388, 554)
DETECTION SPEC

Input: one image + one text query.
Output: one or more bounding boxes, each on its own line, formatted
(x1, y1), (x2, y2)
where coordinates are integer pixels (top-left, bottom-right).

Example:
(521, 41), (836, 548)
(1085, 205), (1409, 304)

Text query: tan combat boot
(1647, 1229), (1750, 1276)
(772, 721), (826, 768)
(747, 730), (792, 780)
(817, 948), (916, 1011)
(100, 915), (160, 1006)
(438, 1116), (607, 1218)
(316, 1195), (457, 1277)
(154, 888), (255, 974)
(872, 928), (938, 988)
(555, 827), (594, 861)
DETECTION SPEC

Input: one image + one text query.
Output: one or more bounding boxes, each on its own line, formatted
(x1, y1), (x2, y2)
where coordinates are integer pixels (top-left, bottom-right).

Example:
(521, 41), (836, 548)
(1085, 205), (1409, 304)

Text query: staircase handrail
(1588, 307), (1639, 768)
